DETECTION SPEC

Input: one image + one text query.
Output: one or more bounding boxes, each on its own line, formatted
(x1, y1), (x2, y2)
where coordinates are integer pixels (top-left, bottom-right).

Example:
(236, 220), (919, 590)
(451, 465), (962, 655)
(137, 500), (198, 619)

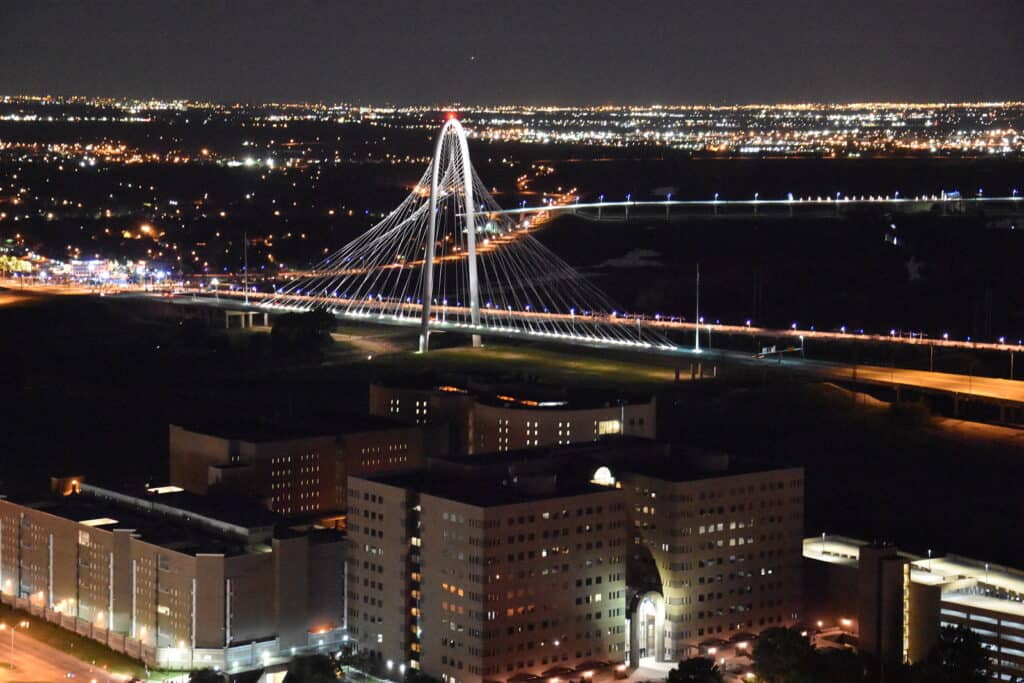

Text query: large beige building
(805, 535), (1024, 682)
(346, 462), (629, 683)
(346, 441), (804, 683)
(369, 382), (656, 455)
(0, 477), (346, 672)
(620, 454), (805, 663)
(169, 417), (429, 515)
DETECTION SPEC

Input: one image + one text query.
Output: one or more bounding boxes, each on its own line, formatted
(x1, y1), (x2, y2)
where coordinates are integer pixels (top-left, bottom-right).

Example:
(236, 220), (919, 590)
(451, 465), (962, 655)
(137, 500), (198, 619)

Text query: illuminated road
(0, 628), (124, 682)
(190, 286), (1024, 355)
(803, 359), (1024, 404)
(473, 193), (1024, 218)
(9, 282), (1024, 408)
(7, 280), (1023, 354)
(151, 291), (1024, 409)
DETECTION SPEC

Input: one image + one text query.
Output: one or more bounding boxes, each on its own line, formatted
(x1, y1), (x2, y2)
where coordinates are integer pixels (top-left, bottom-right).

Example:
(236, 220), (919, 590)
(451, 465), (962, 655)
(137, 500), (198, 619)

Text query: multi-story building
(369, 382), (656, 455)
(346, 461), (629, 683)
(620, 454), (805, 662)
(346, 440), (803, 683)
(805, 535), (1024, 682)
(169, 416), (428, 515)
(0, 477), (346, 671)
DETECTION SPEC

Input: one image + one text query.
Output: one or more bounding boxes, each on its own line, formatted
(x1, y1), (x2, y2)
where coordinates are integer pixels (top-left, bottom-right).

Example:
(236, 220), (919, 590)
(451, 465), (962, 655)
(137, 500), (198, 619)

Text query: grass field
(3, 290), (1024, 567)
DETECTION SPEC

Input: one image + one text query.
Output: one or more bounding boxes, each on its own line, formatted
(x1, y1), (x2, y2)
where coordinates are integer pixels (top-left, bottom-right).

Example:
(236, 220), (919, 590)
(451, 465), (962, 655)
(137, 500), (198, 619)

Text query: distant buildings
(0, 381), (810, 681)
(804, 535), (1024, 682)
(369, 382), (656, 455)
(169, 417), (431, 515)
(0, 477), (345, 671)
(347, 440), (804, 683)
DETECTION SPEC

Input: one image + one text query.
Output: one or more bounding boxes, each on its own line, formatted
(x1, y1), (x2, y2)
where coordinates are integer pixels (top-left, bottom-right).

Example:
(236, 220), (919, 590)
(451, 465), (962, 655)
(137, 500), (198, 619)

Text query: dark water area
(522, 155), (1024, 340)
(535, 153), (1023, 201)
(539, 210), (1024, 342)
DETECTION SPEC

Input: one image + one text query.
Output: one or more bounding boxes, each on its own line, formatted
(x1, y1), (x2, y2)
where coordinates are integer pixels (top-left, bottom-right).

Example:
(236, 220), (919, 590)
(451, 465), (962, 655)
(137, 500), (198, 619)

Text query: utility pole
(694, 263), (701, 353)
(243, 231), (249, 305)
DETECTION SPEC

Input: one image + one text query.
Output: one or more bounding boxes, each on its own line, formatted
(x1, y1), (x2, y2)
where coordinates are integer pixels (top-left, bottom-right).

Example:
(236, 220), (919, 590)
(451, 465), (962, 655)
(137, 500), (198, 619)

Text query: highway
(10, 283), (1024, 410)
(152, 291), (1024, 410)
(0, 627), (127, 682)
(804, 359), (1024, 404)
(177, 285), (1024, 354)
(471, 193), (1024, 217)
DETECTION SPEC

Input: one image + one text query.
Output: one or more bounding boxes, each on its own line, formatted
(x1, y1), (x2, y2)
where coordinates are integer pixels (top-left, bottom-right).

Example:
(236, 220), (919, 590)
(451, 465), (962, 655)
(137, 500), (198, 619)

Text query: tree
(815, 648), (867, 683)
(668, 656), (724, 683)
(752, 627), (816, 683)
(188, 669), (228, 683)
(918, 624), (989, 683)
(0, 254), (31, 276)
(271, 310), (336, 358)
(282, 653), (340, 683)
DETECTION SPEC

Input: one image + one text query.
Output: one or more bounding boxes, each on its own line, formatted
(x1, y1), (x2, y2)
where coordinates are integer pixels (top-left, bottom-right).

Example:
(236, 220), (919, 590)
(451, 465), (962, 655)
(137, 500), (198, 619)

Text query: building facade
(621, 458), (805, 663)
(345, 443), (804, 683)
(804, 535), (1024, 682)
(369, 382), (656, 455)
(0, 478), (346, 671)
(169, 418), (426, 515)
(346, 467), (628, 683)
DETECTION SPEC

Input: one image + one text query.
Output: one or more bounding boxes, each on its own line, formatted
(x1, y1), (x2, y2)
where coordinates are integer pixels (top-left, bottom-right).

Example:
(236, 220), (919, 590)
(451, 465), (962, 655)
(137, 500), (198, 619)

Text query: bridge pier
(420, 118), (481, 352)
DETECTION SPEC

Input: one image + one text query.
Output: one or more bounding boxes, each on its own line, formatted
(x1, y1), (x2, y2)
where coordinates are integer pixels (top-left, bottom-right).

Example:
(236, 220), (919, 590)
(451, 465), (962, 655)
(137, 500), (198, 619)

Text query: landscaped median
(0, 602), (184, 681)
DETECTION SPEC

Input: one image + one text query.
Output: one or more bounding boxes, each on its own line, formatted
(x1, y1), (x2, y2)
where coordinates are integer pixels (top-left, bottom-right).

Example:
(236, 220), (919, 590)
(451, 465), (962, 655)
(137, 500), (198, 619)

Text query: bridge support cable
(266, 119), (676, 351)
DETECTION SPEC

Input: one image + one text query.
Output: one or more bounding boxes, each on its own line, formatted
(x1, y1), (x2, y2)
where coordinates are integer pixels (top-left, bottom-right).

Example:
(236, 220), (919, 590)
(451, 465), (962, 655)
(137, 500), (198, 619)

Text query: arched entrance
(628, 590), (665, 667)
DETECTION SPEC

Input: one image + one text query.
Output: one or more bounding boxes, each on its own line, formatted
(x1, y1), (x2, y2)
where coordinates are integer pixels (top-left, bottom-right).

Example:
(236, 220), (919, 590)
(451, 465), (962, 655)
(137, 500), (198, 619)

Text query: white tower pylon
(421, 117), (480, 352)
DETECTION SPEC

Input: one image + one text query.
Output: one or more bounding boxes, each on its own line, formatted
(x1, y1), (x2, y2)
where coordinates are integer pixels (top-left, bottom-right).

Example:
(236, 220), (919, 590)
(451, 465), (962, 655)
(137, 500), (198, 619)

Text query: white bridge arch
(267, 118), (675, 352)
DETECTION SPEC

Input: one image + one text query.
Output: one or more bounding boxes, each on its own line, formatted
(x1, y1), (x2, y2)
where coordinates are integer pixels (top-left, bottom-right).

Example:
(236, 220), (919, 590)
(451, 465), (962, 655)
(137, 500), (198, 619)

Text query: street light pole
(243, 231), (249, 305)
(694, 263), (701, 353)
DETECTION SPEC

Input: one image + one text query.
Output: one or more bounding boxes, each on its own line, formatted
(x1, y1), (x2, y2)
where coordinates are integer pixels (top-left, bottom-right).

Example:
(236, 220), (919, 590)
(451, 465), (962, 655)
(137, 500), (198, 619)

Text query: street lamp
(0, 620), (29, 654)
(211, 277), (220, 300)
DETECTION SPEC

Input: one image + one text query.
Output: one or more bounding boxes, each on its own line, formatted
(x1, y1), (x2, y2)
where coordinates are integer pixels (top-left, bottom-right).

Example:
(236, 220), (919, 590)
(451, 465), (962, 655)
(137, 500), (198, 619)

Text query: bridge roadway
(474, 194), (1023, 218)
(183, 286), (1024, 355)
(162, 291), (1024, 413)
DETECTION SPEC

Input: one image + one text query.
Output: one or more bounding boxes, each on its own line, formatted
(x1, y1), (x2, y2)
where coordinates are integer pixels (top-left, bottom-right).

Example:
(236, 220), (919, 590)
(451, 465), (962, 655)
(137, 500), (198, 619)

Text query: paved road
(12, 283), (1024, 408)
(799, 358), (1024, 404)
(0, 629), (125, 682)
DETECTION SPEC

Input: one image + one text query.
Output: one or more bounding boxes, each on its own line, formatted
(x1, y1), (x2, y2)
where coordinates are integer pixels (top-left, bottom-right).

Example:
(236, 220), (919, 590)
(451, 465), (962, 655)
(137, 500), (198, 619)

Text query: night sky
(2, 0), (1022, 105)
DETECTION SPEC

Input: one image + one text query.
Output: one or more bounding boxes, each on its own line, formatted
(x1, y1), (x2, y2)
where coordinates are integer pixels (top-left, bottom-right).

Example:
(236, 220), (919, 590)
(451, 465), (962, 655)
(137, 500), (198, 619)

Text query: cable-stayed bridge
(265, 118), (677, 352)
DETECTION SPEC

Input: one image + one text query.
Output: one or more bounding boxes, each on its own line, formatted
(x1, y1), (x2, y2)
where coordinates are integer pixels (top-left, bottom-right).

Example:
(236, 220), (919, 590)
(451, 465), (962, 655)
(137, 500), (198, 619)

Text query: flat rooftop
(375, 380), (652, 411)
(16, 482), (285, 556)
(942, 592), (1024, 619)
(805, 535), (1024, 615)
(360, 468), (617, 507)
(173, 412), (409, 442)
(362, 443), (797, 506)
(802, 536), (870, 567)
(447, 439), (793, 482)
